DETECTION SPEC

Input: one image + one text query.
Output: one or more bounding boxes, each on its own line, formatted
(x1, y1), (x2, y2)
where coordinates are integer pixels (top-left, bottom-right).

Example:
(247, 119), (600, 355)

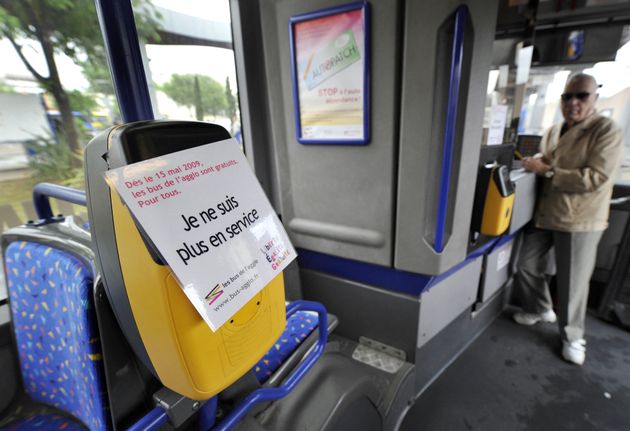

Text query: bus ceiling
(493, 1), (630, 67)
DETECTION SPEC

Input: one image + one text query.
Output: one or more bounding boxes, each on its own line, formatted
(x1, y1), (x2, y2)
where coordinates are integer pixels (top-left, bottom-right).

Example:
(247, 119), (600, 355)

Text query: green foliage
(45, 90), (99, 141)
(0, 79), (14, 93)
(0, 0), (161, 80)
(26, 135), (84, 188)
(224, 76), (239, 133)
(161, 74), (228, 119)
(78, 4), (161, 96)
(77, 53), (121, 122)
(80, 47), (115, 95)
(0, 1), (103, 60)
(132, 0), (163, 43)
(225, 77), (237, 118)
(68, 90), (98, 114)
(0, 0), (158, 58)
(0, 0), (162, 156)
(0, 5), (21, 34)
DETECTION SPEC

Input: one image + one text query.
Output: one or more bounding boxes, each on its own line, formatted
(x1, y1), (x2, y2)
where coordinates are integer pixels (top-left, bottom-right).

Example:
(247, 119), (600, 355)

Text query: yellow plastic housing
(480, 174), (515, 237)
(111, 192), (286, 400)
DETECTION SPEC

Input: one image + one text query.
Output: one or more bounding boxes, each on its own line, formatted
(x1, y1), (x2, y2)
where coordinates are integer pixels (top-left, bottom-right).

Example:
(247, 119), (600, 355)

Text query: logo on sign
(261, 238), (291, 270)
(205, 283), (224, 306)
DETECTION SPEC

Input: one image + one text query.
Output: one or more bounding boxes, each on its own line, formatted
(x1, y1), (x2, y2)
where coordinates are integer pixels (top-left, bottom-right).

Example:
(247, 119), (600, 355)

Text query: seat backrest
(4, 235), (108, 431)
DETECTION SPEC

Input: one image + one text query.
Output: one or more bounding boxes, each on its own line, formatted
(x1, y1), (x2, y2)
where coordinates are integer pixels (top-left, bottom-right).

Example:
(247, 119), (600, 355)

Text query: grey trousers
(515, 227), (603, 342)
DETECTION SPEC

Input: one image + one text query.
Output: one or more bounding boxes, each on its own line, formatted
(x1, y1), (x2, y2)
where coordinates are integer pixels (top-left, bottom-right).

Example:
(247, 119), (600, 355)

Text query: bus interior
(0, 0), (629, 430)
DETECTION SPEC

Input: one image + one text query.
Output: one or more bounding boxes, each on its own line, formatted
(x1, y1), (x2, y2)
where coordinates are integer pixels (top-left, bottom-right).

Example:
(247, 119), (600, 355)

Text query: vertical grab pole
(434, 6), (468, 253)
(94, 0), (154, 122)
(198, 397), (218, 430)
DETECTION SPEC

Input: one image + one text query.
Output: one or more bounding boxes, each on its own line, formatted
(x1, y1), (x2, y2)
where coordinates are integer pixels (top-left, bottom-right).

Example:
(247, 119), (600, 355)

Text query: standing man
(513, 73), (623, 365)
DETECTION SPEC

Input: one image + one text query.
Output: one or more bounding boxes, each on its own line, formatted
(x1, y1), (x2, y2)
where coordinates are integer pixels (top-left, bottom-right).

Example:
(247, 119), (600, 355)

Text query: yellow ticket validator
(479, 165), (515, 236)
(85, 121), (286, 399)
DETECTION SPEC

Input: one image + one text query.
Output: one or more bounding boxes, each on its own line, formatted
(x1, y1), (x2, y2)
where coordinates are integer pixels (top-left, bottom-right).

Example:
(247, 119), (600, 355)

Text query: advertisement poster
(105, 139), (296, 331)
(290, 3), (369, 144)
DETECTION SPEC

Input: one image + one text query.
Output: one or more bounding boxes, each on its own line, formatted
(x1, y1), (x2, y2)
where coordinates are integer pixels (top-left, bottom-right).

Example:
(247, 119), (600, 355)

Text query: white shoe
(562, 339), (586, 365)
(513, 309), (557, 326)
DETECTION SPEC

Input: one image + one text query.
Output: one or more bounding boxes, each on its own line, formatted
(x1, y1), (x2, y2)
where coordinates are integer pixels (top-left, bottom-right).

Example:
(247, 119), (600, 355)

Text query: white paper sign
(105, 139), (296, 331)
(515, 45), (533, 85)
(498, 65), (509, 89)
(487, 105), (508, 146)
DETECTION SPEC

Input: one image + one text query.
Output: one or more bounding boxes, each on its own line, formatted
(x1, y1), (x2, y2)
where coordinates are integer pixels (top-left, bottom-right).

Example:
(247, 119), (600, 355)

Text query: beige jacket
(535, 113), (623, 232)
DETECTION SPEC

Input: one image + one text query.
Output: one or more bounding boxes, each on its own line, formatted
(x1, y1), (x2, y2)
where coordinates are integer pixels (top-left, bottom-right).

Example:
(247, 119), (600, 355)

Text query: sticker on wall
(567, 30), (584, 61)
(496, 242), (513, 271)
(515, 44), (533, 85)
(289, 1), (370, 145)
(105, 138), (296, 331)
(487, 105), (508, 146)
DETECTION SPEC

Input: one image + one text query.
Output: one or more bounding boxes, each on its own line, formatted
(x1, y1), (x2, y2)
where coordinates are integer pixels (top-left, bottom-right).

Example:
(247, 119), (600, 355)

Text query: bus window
(0, 2), (125, 300)
(514, 36), (630, 182)
(131, 0), (242, 143)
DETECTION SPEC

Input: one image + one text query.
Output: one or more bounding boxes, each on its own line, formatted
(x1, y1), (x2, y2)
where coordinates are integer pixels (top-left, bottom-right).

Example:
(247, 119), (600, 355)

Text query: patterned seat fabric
(4, 241), (107, 431)
(2, 413), (87, 430)
(253, 310), (319, 383)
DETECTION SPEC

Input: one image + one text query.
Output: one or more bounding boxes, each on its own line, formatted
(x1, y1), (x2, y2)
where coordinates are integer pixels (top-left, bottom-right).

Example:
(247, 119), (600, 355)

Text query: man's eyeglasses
(561, 92), (592, 102)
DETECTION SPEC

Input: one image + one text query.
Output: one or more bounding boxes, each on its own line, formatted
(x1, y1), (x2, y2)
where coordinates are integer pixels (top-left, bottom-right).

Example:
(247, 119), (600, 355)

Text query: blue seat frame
(4, 184), (329, 431)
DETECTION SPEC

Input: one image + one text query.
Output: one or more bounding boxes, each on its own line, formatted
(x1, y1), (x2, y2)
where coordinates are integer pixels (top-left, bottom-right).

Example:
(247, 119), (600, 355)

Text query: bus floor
(400, 307), (630, 431)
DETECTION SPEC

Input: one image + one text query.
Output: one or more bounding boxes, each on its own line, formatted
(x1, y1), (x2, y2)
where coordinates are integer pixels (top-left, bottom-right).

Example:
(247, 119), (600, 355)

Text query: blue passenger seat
(253, 311), (319, 383)
(1, 240), (108, 431)
(2, 211), (330, 430)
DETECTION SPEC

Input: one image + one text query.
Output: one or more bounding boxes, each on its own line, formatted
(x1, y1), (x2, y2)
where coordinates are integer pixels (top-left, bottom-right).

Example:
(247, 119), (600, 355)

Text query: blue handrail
(212, 300), (328, 431)
(434, 5), (468, 253)
(128, 301), (328, 431)
(94, 0), (154, 122)
(33, 183), (87, 220)
(197, 397), (218, 430)
(127, 406), (169, 431)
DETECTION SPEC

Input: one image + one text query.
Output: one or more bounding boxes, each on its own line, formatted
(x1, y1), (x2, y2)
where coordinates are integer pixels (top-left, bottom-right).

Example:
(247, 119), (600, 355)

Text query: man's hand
(522, 156), (552, 176)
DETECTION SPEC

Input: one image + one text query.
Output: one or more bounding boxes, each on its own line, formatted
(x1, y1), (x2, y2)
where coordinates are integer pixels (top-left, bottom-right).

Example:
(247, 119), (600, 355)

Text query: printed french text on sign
(105, 138), (296, 331)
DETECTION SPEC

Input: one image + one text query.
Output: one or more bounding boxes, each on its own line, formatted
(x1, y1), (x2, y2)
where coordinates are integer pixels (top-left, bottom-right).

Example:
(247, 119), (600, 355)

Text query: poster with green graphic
(292, 6), (367, 143)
